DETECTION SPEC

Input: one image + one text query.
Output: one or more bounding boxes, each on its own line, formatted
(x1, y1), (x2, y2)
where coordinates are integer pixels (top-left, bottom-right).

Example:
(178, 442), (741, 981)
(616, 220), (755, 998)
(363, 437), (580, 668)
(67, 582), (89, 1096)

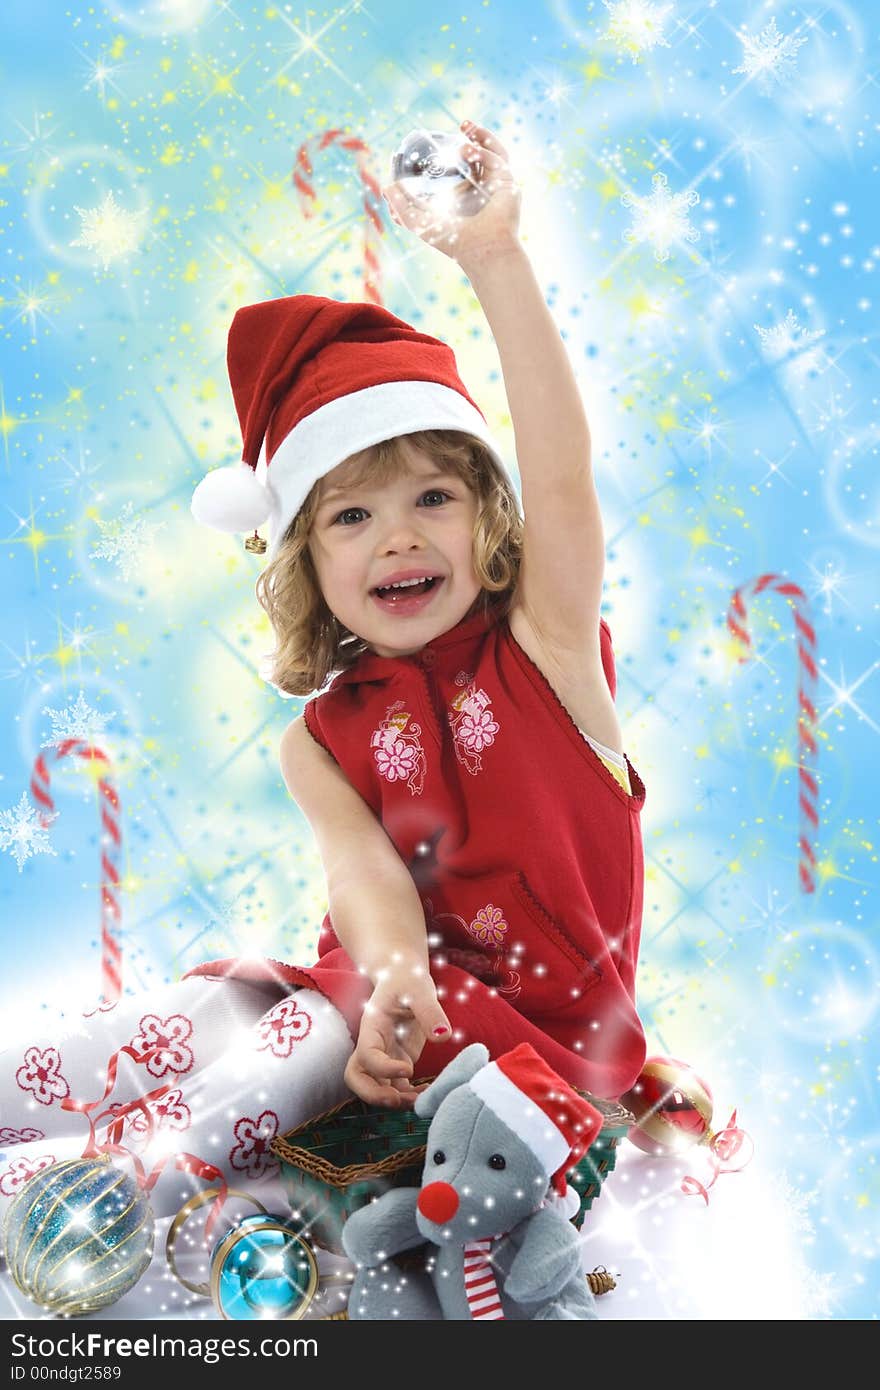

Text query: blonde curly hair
(256, 429), (523, 696)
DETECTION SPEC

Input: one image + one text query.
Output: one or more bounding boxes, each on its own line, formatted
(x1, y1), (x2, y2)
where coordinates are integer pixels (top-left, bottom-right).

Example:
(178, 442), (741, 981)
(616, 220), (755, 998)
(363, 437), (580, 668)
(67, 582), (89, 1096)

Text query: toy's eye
(433, 1150), (446, 1165)
(488, 1153), (506, 1170)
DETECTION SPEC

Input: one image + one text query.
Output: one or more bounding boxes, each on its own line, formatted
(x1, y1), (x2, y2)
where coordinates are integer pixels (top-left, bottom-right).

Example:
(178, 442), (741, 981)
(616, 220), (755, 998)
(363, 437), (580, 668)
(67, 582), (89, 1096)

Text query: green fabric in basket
(280, 1162), (423, 1257)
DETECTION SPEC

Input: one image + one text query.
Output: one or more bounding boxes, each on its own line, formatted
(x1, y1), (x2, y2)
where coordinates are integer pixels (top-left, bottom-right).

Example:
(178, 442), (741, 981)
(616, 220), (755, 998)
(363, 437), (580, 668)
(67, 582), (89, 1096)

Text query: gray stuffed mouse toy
(341, 1041), (604, 1320)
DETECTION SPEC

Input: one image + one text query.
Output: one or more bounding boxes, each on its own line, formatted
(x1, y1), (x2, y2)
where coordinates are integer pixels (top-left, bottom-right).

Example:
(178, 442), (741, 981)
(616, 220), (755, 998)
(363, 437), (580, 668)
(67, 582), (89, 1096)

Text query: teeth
(378, 577), (433, 591)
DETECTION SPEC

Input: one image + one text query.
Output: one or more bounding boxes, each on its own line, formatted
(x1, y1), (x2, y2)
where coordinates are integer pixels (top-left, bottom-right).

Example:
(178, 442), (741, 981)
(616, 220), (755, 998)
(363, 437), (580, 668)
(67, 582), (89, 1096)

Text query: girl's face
(308, 443), (482, 657)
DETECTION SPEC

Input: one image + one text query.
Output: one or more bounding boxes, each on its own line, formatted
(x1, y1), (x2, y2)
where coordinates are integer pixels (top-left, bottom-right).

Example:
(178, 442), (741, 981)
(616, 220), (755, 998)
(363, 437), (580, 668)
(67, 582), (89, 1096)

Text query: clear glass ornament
(390, 129), (471, 199)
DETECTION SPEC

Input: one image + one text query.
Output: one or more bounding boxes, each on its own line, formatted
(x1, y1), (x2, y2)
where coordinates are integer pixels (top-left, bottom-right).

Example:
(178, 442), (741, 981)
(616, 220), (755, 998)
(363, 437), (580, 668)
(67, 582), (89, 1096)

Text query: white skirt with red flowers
(0, 976), (353, 1224)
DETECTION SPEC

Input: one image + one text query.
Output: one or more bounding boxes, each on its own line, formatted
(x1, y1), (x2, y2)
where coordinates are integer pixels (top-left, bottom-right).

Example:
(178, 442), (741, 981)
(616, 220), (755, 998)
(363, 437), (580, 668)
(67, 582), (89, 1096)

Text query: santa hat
(191, 294), (511, 557)
(469, 1043), (603, 1219)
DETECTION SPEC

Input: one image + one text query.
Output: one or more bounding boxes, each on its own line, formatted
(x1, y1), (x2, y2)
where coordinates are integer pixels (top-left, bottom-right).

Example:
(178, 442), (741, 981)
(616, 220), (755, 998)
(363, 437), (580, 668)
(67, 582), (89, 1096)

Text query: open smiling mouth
(370, 577), (444, 611)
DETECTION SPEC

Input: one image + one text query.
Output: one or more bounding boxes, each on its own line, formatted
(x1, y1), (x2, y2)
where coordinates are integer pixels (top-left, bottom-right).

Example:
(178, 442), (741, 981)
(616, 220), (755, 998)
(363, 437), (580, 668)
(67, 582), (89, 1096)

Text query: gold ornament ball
(621, 1056), (714, 1155)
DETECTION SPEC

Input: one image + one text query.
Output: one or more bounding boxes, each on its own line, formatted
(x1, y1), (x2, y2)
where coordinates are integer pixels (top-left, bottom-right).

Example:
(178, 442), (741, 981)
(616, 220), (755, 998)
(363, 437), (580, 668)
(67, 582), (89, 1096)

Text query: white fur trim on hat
(258, 379), (511, 558)
(469, 1060), (569, 1179)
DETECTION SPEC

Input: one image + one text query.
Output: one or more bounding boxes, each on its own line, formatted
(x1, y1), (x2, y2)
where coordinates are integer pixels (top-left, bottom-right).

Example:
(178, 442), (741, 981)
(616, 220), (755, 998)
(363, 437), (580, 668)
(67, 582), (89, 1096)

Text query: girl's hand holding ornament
(383, 120), (521, 267)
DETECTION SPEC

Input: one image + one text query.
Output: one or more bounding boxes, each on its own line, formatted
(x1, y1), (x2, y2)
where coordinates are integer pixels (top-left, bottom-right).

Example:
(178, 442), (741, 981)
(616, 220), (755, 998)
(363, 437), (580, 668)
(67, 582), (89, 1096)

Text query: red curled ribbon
(62, 1044), (230, 1240)
(62, 1044), (170, 1153)
(681, 1110), (755, 1205)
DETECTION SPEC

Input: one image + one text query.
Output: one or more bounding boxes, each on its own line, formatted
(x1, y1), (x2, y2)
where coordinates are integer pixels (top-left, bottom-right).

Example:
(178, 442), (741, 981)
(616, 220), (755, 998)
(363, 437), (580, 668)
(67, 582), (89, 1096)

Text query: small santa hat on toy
(191, 294), (510, 558)
(469, 1043), (604, 1220)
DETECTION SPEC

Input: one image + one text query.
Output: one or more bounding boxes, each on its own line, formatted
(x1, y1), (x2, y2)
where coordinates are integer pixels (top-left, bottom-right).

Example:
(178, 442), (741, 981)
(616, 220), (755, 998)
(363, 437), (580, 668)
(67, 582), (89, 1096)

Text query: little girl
(0, 122), (645, 1232)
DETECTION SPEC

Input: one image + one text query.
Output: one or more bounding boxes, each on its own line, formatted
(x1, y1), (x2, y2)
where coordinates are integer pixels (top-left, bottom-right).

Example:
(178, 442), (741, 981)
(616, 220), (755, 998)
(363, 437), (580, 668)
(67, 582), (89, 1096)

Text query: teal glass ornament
(4, 1156), (154, 1316)
(210, 1213), (318, 1320)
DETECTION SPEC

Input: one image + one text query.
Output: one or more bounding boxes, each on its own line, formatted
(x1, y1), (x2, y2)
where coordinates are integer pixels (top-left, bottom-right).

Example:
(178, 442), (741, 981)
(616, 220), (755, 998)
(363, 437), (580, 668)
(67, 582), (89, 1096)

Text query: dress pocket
(421, 870), (601, 1014)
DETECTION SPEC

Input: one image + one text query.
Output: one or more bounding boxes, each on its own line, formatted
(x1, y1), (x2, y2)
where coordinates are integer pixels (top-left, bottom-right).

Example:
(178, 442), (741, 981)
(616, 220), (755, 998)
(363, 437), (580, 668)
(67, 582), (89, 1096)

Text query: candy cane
(727, 574), (818, 893)
(29, 739), (122, 1010)
(292, 129), (384, 304)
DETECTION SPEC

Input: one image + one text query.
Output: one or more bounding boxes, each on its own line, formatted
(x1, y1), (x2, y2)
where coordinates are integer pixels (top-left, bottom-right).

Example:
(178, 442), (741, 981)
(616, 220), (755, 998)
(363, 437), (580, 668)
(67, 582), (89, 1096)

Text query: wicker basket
(272, 1086), (632, 1255)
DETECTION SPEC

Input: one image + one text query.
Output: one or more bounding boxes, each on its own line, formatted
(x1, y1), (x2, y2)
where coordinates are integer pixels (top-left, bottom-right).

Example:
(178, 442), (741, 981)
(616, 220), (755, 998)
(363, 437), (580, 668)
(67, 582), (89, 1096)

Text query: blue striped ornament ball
(4, 1157), (155, 1316)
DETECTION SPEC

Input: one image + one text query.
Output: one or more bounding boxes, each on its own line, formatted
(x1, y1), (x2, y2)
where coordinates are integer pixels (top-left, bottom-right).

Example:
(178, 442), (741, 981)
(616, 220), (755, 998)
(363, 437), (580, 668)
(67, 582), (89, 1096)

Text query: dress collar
(331, 598), (505, 687)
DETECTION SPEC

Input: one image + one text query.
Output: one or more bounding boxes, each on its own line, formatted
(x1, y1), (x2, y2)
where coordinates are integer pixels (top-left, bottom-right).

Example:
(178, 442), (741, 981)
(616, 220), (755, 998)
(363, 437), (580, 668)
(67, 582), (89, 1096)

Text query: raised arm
(280, 717), (450, 1104)
(384, 120), (612, 689)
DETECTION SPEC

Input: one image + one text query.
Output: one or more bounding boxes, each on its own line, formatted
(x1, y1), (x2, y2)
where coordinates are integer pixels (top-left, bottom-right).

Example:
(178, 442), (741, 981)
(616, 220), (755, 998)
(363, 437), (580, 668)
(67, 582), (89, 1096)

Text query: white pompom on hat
(191, 462), (273, 533)
(191, 293), (511, 557)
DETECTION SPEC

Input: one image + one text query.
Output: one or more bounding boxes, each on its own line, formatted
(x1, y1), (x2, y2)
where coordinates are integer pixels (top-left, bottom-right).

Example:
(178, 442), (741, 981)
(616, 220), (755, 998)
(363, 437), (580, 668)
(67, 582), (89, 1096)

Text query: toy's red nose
(417, 1181), (459, 1224)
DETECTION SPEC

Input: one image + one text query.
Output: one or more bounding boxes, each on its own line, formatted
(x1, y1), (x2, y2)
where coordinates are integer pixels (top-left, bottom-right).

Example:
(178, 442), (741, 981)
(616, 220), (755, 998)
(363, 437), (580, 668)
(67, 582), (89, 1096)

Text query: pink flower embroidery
(374, 737), (419, 783)
(229, 1110), (280, 1181)
(0, 1153), (56, 1197)
(466, 903), (508, 948)
(459, 709), (499, 752)
(15, 1046), (70, 1107)
(128, 1014), (195, 1079)
(448, 684), (499, 775)
(254, 999), (313, 1058)
(0, 1126), (45, 1146)
(371, 704), (426, 796)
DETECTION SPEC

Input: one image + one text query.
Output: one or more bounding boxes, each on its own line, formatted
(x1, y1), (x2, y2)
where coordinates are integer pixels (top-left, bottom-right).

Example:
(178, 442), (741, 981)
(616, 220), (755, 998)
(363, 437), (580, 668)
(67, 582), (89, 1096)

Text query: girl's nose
(378, 521), (426, 553)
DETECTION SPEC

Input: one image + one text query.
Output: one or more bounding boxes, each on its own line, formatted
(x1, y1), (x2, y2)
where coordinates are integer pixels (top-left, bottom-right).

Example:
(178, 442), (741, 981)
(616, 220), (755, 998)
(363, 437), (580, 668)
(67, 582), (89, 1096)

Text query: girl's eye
(332, 489), (450, 522)
(333, 507), (367, 526)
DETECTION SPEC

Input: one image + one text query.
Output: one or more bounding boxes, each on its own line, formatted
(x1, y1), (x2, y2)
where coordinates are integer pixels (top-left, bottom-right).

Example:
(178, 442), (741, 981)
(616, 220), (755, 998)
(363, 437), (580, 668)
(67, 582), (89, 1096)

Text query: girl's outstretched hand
(344, 966), (452, 1108)
(383, 120), (521, 266)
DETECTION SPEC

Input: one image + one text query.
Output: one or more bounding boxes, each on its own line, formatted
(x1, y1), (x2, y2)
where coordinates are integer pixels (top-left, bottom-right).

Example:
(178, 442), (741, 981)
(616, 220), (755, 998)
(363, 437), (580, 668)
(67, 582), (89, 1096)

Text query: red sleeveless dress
(187, 600), (647, 1099)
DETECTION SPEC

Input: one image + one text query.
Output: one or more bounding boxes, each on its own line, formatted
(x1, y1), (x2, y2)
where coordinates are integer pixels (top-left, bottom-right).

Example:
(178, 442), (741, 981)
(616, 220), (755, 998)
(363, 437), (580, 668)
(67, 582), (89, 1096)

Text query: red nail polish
(433, 1025), (449, 1036)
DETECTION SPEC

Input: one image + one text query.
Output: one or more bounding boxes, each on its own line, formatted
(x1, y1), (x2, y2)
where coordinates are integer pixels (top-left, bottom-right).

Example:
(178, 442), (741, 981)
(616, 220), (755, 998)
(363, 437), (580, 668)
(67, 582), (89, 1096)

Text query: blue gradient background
(0, 0), (877, 1319)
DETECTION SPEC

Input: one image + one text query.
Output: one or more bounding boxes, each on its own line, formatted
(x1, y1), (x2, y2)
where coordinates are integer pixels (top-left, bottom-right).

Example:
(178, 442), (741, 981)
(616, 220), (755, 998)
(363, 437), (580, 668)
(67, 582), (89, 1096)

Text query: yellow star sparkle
(50, 641), (77, 673)
(580, 58), (610, 88)
(5, 505), (67, 580)
(687, 522), (712, 548)
(193, 54), (252, 110)
(627, 287), (660, 318)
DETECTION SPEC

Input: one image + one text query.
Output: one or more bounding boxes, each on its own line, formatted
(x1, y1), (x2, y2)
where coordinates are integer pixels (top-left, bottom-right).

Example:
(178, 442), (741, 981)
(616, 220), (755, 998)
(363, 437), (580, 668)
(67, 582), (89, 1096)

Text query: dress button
(421, 649), (436, 667)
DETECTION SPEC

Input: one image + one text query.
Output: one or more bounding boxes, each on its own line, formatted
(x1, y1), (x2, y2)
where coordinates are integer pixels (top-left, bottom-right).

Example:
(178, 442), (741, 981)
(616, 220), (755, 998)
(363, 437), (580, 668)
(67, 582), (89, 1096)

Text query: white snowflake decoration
(767, 1172), (817, 1237)
(603, 0), (673, 61)
(89, 501), (163, 581)
(733, 17), (808, 95)
(206, 895), (245, 935)
(0, 793), (57, 873)
(621, 172), (700, 263)
(799, 1265), (840, 1320)
(42, 691), (116, 746)
(70, 190), (148, 270)
(754, 309), (827, 375)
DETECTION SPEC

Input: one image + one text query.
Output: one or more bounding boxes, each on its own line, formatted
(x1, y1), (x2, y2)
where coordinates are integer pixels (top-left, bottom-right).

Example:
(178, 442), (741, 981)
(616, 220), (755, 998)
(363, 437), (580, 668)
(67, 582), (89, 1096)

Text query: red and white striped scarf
(463, 1237), (505, 1320)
